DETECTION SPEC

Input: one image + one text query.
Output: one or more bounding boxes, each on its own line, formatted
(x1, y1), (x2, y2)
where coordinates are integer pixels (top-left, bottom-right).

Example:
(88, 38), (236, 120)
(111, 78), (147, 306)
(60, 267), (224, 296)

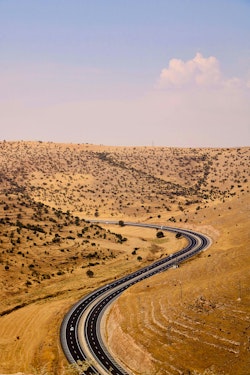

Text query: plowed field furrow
(164, 324), (240, 354)
(158, 300), (242, 349)
(223, 306), (250, 322)
(180, 314), (242, 344)
(141, 306), (166, 337)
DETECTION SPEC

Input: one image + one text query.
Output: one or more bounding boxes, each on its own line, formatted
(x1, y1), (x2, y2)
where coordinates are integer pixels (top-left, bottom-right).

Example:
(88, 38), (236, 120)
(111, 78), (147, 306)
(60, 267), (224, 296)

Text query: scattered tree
(86, 269), (94, 278)
(156, 231), (164, 238)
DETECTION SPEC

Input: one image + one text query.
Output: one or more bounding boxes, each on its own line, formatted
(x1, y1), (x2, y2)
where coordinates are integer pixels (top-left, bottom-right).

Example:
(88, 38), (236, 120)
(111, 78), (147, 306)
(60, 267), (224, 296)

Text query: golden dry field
(0, 141), (249, 375)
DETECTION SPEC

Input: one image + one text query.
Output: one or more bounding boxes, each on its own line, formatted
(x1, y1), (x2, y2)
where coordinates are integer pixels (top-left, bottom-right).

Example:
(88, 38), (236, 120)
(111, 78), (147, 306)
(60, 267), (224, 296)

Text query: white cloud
(158, 52), (227, 89)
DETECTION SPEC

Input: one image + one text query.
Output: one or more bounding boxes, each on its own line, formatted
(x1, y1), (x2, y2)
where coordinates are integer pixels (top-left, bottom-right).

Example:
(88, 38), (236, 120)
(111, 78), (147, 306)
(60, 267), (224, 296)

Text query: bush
(86, 269), (94, 278)
(156, 231), (164, 238)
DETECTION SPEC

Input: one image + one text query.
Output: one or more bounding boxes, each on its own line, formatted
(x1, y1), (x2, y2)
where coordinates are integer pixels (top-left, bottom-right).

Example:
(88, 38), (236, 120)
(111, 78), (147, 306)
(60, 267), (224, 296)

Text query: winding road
(60, 221), (211, 375)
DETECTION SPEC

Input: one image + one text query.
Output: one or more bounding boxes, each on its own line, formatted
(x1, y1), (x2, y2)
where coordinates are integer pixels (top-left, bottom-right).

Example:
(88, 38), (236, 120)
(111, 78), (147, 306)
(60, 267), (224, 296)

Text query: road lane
(61, 221), (211, 374)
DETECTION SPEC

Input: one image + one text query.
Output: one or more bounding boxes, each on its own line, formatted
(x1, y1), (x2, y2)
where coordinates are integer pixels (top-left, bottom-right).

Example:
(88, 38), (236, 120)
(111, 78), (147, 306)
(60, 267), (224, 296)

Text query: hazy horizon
(1, 0), (249, 147)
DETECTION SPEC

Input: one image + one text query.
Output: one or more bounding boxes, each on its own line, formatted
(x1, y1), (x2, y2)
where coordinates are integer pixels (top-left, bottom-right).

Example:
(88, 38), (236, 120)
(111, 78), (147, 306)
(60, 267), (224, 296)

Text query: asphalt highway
(60, 221), (211, 375)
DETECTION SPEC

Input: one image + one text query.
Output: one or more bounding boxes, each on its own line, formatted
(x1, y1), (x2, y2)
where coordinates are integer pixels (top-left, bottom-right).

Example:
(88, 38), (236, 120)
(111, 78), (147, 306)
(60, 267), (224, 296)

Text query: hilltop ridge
(0, 141), (248, 218)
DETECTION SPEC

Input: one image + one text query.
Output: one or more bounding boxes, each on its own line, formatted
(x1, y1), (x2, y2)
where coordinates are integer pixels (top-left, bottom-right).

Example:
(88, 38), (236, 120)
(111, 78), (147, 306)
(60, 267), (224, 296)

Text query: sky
(0, 0), (250, 147)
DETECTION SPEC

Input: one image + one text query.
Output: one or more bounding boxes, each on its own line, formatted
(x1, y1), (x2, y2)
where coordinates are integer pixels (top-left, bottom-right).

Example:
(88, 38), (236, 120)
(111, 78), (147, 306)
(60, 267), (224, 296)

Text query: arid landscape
(0, 141), (249, 375)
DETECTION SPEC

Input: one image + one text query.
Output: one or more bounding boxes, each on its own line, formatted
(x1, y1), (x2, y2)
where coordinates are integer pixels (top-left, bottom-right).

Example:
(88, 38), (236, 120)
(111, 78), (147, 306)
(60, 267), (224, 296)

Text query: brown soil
(0, 141), (249, 375)
(105, 194), (250, 375)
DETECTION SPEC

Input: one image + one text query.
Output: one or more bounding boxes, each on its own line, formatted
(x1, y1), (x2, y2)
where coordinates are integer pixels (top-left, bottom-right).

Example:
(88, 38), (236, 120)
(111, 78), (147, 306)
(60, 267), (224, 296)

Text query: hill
(0, 141), (249, 375)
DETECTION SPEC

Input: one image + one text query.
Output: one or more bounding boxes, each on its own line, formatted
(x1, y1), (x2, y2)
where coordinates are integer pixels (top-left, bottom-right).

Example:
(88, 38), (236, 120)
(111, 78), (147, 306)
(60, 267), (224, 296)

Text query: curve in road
(60, 221), (211, 375)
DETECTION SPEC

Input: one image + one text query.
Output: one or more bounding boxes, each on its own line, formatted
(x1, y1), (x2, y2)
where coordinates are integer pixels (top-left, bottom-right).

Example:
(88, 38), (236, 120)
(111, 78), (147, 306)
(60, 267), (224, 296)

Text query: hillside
(104, 193), (250, 375)
(1, 141), (248, 218)
(0, 141), (249, 375)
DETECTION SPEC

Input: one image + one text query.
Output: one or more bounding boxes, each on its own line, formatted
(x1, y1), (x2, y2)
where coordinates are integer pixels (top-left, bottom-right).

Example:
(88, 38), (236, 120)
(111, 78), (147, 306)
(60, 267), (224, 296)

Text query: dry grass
(105, 194), (250, 375)
(0, 141), (249, 374)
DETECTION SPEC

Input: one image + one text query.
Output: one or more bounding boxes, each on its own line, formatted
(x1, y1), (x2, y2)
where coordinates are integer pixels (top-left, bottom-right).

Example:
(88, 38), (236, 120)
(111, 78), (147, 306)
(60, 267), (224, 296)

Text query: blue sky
(1, 0), (249, 146)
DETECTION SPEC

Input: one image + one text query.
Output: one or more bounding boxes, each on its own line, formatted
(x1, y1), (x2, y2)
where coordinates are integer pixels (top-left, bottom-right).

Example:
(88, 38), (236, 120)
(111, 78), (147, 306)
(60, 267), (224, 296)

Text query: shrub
(156, 231), (164, 238)
(86, 269), (94, 278)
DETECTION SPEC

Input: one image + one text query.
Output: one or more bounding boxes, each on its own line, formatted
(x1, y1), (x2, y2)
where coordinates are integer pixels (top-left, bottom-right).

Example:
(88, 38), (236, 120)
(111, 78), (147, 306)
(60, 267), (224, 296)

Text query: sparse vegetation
(0, 141), (249, 375)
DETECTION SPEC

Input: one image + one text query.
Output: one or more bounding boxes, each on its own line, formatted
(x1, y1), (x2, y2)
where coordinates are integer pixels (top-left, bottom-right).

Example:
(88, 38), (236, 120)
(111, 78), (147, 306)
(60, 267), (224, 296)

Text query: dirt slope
(0, 141), (249, 375)
(105, 194), (250, 375)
